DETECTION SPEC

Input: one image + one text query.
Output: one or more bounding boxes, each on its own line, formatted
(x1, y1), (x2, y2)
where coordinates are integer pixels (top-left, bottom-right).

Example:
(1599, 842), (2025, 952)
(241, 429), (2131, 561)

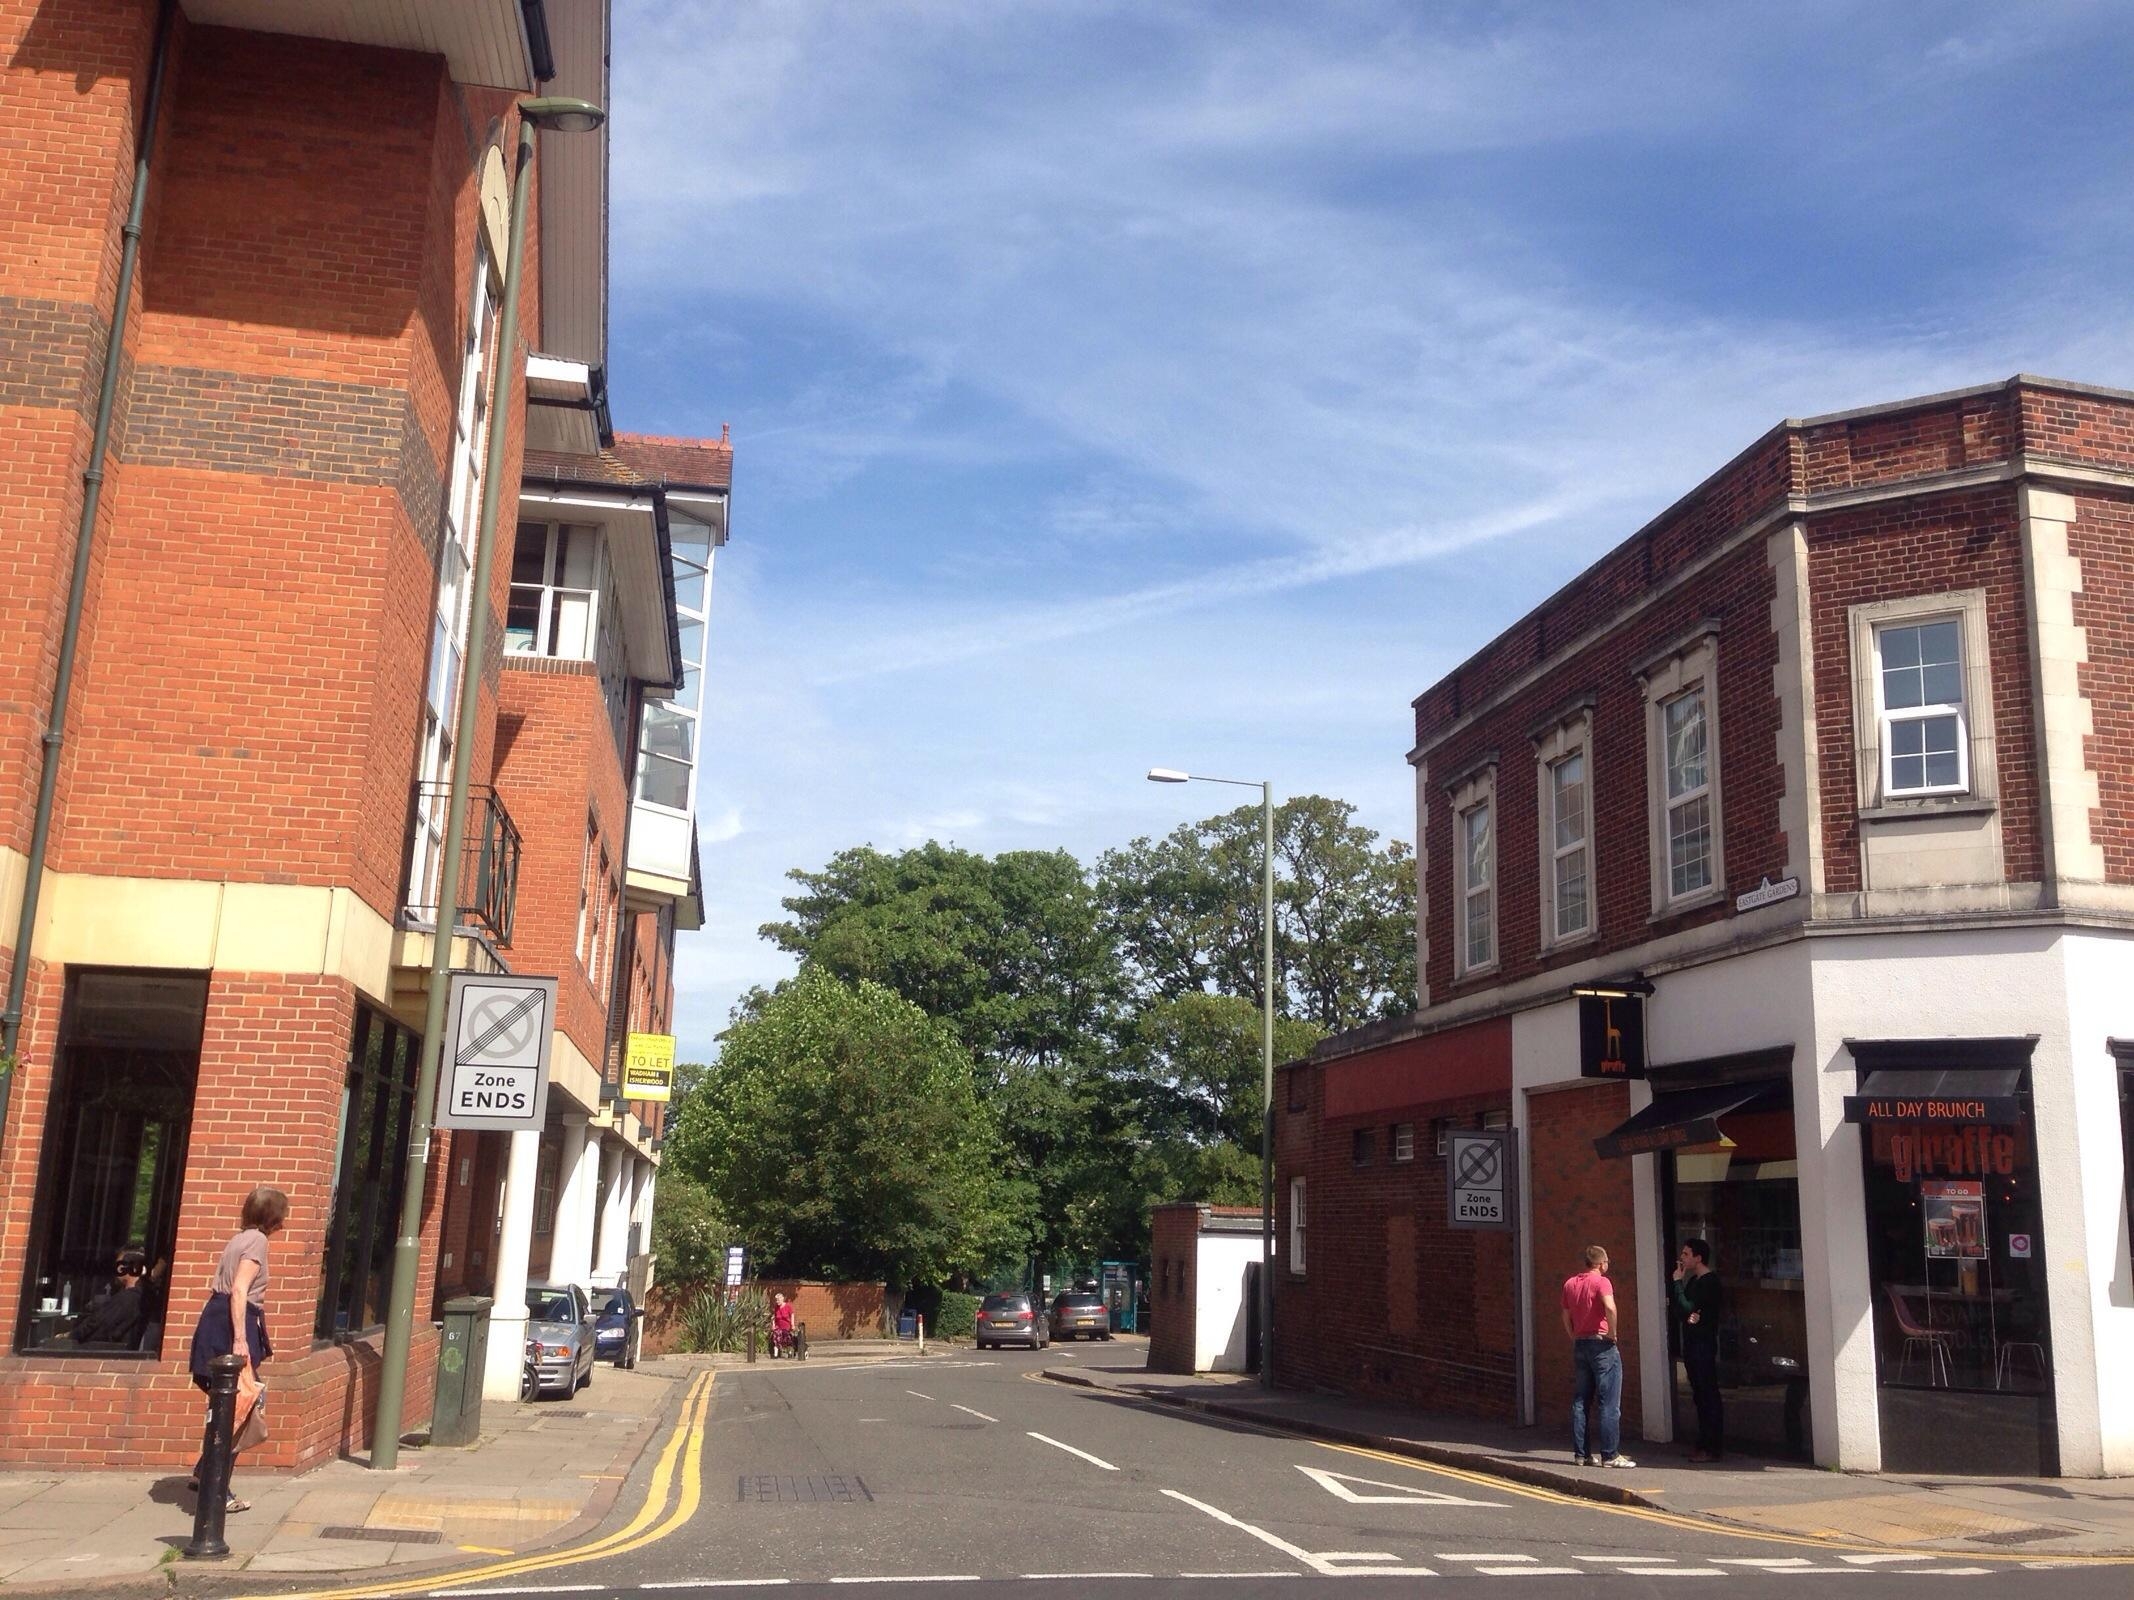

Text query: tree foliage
(664, 967), (1025, 1286)
(1097, 794), (1416, 1030)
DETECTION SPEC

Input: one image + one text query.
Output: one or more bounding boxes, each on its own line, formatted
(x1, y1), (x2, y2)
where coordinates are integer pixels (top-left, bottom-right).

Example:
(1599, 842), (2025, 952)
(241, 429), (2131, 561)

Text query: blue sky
(603, 1), (2134, 1062)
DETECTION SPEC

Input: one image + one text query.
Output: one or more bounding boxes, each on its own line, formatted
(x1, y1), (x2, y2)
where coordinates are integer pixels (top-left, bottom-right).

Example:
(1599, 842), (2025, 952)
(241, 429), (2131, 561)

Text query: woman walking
(189, 1186), (288, 1513)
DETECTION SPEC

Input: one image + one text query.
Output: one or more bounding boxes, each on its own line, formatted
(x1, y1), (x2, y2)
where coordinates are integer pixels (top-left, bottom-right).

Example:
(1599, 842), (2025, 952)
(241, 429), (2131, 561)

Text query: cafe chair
(1994, 1339), (2047, 1390)
(1885, 1286), (1954, 1387)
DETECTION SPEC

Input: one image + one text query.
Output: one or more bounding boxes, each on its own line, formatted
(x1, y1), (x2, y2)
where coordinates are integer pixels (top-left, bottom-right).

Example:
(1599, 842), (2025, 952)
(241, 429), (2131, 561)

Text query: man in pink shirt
(1560, 1244), (1635, 1467)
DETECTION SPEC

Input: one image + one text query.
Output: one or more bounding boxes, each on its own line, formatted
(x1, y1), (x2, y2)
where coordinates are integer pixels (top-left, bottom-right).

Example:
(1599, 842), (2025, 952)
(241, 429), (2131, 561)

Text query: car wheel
(976, 1340), (989, 1351)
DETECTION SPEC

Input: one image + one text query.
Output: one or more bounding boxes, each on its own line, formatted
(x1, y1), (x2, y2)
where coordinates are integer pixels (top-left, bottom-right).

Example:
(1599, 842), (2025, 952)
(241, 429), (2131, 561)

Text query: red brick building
(0, 0), (719, 1467)
(1276, 377), (2134, 1479)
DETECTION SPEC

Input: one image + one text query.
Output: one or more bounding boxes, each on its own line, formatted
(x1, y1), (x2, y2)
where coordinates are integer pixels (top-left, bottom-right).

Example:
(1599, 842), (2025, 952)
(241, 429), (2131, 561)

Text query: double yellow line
(238, 1368), (715, 1600)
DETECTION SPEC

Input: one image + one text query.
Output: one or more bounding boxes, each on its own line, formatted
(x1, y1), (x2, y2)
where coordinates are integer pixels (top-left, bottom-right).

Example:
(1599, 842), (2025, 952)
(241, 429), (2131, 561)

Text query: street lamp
(1147, 766), (1277, 1388)
(371, 94), (606, 1472)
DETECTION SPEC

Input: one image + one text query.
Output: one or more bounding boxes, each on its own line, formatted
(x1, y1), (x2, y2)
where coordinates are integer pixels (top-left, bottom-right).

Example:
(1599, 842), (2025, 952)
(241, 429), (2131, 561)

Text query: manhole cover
(319, 1526), (442, 1544)
(738, 1474), (873, 1503)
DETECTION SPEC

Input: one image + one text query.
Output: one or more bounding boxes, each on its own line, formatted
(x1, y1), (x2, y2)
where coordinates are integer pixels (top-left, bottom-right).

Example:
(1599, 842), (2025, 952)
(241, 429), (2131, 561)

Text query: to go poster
(1922, 1179), (1986, 1259)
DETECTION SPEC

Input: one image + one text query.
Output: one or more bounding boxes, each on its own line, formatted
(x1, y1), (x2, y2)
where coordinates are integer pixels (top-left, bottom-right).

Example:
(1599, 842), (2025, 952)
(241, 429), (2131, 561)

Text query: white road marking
(1019, 1574), (1154, 1580)
(1577, 1555), (1681, 1564)
(1478, 1568), (1582, 1576)
(1913, 1570), (1992, 1577)
(904, 1390), (934, 1400)
(1161, 1487), (1434, 1578)
(825, 1578), (979, 1585)
(1296, 1463), (1502, 1506)
(1028, 1431), (1118, 1470)
(1440, 1555), (1536, 1561)
(1716, 1559), (1815, 1568)
(1176, 1573), (1300, 1581)
(643, 1583), (794, 1591)
(952, 1403), (998, 1422)
(1839, 1555), (1915, 1565)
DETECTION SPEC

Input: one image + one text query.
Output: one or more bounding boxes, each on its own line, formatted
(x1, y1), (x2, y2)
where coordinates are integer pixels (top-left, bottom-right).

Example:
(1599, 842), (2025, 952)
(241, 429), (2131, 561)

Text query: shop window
(1851, 1044), (2055, 1475)
(1288, 1177), (1306, 1274)
(1352, 1127), (1374, 1167)
(15, 971), (207, 1356)
(1639, 630), (1724, 914)
(1392, 1122), (1415, 1162)
(315, 1006), (420, 1340)
(1848, 591), (1994, 811)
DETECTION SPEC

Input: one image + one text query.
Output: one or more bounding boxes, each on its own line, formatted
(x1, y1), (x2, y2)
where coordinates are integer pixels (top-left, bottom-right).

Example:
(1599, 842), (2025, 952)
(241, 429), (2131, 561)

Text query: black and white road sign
(1447, 1127), (1516, 1232)
(436, 972), (558, 1131)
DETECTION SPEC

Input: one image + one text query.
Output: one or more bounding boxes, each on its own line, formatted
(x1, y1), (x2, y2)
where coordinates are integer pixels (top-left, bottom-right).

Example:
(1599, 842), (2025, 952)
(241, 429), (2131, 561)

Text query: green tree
(1098, 794), (1415, 1030)
(1129, 992), (1325, 1150)
(664, 968), (1024, 1285)
(648, 1164), (729, 1289)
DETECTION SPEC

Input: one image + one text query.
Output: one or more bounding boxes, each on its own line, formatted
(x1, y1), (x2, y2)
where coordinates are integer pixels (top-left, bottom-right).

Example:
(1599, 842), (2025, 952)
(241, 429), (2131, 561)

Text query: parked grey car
(524, 1282), (596, 1397)
(975, 1290), (1048, 1350)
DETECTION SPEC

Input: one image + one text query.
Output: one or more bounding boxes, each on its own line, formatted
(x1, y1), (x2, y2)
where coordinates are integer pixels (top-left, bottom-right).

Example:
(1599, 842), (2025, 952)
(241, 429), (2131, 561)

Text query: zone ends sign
(1447, 1128), (1516, 1233)
(435, 973), (558, 1131)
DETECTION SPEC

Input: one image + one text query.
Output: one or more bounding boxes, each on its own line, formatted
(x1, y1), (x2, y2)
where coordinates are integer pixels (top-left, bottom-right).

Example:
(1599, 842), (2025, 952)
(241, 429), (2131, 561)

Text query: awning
(1593, 1083), (1769, 1160)
(1842, 1068), (2026, 1125)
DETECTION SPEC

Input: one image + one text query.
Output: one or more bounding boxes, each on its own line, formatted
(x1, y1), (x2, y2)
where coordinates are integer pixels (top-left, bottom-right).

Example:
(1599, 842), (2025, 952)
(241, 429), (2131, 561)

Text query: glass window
(1461, 801), (1494, 970)
(16, 971), (207, 1356)
(1551, 750), (1590, 939)
(315, 1005), (419, 1339)
(1393, 1122), (1415, 1162)
(1664, 688), (1713, 897)
(1878, 618), (1968, 796)
(1352, 1127), (1374, 1167)
(1288, 1177), (1306, 1274)
(635, 516), (712, 817)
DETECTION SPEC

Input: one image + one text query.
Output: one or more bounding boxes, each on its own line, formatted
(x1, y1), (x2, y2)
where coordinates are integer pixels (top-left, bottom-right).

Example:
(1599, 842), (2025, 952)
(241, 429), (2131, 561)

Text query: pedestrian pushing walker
(1560, 1243), (1636, 1469)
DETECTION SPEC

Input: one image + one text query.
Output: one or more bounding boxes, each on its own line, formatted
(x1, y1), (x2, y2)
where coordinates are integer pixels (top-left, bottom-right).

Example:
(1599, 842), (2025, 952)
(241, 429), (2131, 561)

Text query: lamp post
(370, 96), (606, 1471)
(1147, 767), (1276, 1388)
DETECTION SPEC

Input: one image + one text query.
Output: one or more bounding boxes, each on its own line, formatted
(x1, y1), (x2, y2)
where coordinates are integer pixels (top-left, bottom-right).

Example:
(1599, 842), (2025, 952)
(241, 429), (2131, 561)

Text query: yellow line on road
(233, 1368), (716, 1600)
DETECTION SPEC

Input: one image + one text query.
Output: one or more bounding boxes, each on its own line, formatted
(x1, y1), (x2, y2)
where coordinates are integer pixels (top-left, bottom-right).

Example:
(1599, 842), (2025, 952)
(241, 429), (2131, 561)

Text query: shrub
(932, 1290), (979, 1340)
(678, 1286), (772, 1353)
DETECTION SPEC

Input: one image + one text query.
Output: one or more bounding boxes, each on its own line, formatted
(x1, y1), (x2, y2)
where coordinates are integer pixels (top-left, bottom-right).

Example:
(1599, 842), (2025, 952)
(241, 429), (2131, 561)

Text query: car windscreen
(526, 1291), (577, 1322)
(601, 1294), (630, 1316)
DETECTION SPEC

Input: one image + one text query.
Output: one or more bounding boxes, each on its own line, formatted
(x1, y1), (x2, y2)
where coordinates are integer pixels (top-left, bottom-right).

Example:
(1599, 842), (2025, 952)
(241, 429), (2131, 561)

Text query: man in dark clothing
(73, 1250), (151, 1349)
(1673, 1238), (1724, 1461)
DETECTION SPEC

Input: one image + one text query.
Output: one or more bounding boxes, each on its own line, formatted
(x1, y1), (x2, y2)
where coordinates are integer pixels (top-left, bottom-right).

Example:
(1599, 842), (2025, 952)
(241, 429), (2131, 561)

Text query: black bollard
(184, 1353), (247, 1559)
(746, 1323), (757, 1363)
(797, 1321), (808, 1362)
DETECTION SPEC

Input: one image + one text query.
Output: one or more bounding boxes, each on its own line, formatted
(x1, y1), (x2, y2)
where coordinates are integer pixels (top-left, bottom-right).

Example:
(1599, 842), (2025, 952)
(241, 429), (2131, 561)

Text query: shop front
(1844, 1040), (2055, 1476)
(1593, 1048), (1811, 1462)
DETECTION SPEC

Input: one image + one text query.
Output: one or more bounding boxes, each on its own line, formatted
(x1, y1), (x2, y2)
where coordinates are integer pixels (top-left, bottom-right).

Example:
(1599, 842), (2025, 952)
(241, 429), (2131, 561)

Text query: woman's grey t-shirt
(212, 1228), (270, 1307)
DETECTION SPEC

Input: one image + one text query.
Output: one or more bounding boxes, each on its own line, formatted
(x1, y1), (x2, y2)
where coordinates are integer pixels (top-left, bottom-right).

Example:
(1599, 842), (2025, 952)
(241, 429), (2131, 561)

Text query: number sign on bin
(435, 973), (558, 1131)
(1447, 1128), (1516, 1232)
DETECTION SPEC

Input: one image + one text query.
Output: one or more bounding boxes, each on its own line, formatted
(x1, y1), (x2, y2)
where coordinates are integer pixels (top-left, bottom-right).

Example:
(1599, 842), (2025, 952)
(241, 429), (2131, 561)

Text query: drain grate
(1967, 1527), (2063, 1547)
(541, 1409), (589, 1419)
(738, 1474), (873, 1504)
(319, 1526), (442, 1544)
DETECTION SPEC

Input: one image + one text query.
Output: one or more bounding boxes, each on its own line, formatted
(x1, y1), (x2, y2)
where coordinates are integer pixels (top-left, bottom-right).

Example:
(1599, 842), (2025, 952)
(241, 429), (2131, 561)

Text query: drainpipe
(1, 0), (179, 1086)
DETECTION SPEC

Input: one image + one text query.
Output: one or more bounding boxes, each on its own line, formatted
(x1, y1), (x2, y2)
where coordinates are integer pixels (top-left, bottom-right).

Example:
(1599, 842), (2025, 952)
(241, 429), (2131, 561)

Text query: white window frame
(1448, 763), (1498, 977)
(408, 237), (499, 918)
(1849, 590), (1995, 812)
(1533, 711), (1594, 949)
(1392, 1122), (1415, 1163)
(507, 521), (606, 660)
(1640, 632), (1724, 916)
(1288, 1176), (1307, 1275)
(635, 513), (714, 819)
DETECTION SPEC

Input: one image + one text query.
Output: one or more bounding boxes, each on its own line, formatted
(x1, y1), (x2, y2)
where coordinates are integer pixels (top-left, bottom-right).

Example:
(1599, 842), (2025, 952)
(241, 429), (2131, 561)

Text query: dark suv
(1048, 1291), (1111, 1341)
(975, 1290), (1049, 1351)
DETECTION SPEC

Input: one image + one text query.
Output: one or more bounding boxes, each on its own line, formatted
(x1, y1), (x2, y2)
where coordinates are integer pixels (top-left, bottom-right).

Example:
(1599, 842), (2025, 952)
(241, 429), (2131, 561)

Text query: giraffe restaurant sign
(1869, 1122), (2020, 1185)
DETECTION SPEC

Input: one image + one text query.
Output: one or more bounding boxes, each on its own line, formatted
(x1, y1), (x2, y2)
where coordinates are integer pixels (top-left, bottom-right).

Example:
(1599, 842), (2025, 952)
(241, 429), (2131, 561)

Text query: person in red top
(1560, 1245), (1635, 1468)
(771, 1291), (796, 1357)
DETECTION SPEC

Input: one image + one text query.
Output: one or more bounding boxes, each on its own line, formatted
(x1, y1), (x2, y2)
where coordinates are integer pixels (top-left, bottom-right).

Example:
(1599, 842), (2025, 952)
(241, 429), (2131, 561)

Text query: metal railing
(405, 784), (522, 946)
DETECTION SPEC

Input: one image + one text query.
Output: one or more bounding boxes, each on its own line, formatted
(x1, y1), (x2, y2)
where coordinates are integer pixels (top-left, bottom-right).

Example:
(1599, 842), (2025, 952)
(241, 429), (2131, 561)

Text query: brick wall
(2064, 489), (2134, 883)
(491, 667), (633, 1070)
(1526, 1081), (1642, 1445)
(1273, 1031), (1517, 1419)
(1807, 484), (2040, 893)
(640, 1280), (889, 1354)
(1147, 1203), (1204, 1374)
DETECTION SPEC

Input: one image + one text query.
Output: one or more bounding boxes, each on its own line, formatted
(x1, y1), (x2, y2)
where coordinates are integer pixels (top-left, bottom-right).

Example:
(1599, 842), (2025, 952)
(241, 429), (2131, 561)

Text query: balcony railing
(405, 784), (522, 946)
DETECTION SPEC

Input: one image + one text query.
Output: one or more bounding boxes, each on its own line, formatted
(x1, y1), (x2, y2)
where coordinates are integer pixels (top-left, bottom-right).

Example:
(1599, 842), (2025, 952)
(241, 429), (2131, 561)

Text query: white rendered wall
(1194, 1234), (1263, 1372)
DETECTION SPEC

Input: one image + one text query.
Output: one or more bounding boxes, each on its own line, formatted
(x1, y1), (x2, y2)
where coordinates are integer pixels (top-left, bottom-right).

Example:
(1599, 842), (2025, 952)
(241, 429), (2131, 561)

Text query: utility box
(432, 1297), (493, 1447)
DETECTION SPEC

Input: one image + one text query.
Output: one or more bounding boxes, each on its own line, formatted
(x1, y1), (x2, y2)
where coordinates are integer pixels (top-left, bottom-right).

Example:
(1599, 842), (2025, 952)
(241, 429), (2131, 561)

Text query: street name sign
(1447, 1127), (1516, 1232)
(435, 972), (557, 1131)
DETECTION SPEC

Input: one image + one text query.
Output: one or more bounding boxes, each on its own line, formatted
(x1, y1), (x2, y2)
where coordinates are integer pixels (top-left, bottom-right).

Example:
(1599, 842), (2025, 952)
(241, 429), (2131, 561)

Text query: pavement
(1043, 1350), (2134, 1557)
(0, 1337), (929, 1594)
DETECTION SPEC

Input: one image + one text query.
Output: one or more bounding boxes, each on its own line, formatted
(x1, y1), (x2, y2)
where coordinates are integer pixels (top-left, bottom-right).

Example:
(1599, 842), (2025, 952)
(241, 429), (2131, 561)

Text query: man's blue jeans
(1571, 1338), (1623, 1460)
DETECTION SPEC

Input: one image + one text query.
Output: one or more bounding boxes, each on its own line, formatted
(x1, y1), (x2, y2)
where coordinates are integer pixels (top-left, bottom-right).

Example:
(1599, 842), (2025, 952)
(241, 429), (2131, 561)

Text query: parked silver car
(975, 1290), (1049, 1351)
(524, 1283), (596, 1397)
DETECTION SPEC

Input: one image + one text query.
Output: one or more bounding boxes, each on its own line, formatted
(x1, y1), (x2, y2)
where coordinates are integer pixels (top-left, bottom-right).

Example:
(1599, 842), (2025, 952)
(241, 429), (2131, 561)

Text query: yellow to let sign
(623, 1032), (676, 1102)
